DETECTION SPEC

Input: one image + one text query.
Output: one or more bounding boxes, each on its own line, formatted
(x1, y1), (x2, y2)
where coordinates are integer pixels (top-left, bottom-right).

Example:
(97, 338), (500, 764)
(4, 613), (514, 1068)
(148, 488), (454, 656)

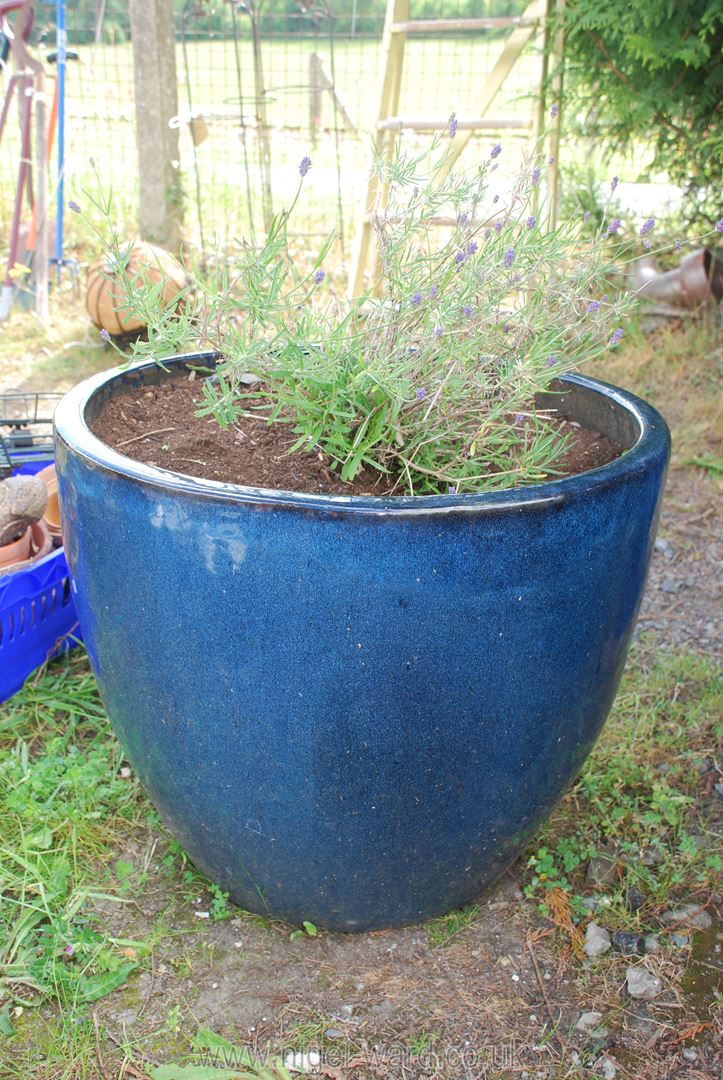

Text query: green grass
(595, 308), (722, 468)
(0, 657), (145, 1015)
(426, 903), (481, 948)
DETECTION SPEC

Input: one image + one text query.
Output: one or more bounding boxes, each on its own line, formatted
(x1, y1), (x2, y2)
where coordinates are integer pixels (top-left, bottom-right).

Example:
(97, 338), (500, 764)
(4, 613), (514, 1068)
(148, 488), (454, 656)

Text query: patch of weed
(426, 903), (481, 948)
(524, 645), (722, 930)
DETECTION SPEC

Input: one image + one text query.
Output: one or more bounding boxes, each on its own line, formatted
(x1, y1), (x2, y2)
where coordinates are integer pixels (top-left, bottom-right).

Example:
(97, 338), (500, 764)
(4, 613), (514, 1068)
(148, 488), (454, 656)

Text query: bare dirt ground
(637, 469), (721, 656)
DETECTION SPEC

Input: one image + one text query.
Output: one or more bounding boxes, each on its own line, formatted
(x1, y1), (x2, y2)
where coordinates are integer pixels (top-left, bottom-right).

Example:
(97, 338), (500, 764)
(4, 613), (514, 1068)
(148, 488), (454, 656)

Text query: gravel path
(636, 470), (721, 655)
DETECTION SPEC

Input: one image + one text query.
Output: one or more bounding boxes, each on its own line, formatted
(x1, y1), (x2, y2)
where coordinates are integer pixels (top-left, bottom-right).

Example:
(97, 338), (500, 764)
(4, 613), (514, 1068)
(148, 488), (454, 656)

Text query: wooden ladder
(347, 0), (563, 297)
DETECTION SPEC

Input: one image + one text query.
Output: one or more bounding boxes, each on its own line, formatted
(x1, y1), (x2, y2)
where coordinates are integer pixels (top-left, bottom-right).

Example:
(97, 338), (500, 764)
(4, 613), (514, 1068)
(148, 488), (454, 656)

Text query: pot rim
(54, 351), (671, 516)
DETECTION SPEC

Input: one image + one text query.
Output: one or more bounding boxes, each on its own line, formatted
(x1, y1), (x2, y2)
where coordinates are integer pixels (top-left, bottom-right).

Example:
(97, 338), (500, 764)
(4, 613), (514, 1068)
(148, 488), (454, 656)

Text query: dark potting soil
(91, 372), (623, 496)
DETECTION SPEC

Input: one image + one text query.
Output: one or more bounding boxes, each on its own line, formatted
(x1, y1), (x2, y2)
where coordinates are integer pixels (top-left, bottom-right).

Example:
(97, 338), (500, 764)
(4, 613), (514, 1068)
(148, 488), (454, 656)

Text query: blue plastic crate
(0, 454), (82, 703)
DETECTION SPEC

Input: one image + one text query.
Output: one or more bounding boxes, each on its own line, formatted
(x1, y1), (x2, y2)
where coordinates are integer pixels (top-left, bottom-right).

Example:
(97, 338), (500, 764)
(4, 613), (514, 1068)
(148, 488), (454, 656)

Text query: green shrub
(561, 0), (723, 230)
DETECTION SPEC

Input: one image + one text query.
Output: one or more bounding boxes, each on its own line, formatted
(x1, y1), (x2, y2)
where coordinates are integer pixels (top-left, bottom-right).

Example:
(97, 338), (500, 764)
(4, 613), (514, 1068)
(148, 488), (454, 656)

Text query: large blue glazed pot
(54, 354), (670, 931)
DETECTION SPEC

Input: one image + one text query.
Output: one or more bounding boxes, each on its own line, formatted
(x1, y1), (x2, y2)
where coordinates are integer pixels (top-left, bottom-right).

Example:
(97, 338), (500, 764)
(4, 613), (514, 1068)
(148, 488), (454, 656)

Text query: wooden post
(436, 0), (545, 180)
(347, 0), (409, 299)
(129, 0), (183, 250)
(309, 52), (322, 147)
(547, 0), (564, 229)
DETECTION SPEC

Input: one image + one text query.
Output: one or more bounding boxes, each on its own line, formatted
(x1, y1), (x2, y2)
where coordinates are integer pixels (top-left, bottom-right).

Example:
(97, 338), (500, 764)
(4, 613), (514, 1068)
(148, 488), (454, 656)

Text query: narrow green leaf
(76, 962), (137, 1003)
(0, 1006), (16, 1038)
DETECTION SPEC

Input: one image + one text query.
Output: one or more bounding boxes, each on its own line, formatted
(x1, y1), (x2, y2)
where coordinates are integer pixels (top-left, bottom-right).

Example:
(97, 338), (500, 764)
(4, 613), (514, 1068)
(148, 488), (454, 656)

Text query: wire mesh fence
(0, 0), (541, 258)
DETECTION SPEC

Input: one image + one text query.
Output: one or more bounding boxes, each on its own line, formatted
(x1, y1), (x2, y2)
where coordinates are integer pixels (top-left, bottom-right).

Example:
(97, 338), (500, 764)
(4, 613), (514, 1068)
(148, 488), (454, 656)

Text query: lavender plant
(79, 117), (723, 496)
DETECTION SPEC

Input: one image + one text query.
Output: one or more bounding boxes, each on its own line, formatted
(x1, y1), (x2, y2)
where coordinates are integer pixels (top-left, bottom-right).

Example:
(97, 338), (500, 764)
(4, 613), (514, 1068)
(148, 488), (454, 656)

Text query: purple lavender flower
(449, 112), (458, 138)
(546, 355), (558, 368)
(715, 217), (723, 232)
(410, 292), (423, 306)
(583, 211), (592, 222)
(314, 269), (325, 283)
(448, 485), (457, 495)
(100, 328), (111, 342)
(416, 387), (426, 401)
(67, 200), (81, 214)
(493, 194), (499, 203)
(515, 413), (524, 423)
(606, 218), (622, 236)
(548, 155), (555, 165)
(457, 211), (469, 227)
(531, 167), (542, 186)
(462, 305), (473, 317)
(526, 215), (535, 229)
(484, 227), (491, 239)
(611, 176), (619, 192)
(299, 156), (312, 177)
(550, 103), (559, 118)
(454, 251), (466, 266)
(65, 944), (75, 956)
(639, 217), (655, 236)
(490, 143), (502, 159)
(434, 324), (443, 337)
(504, 248), (515, 268)
(467, 241), (478, 255)
(609, 327), (624, 347)
(587, 300), (601, 313)
(502, 322), (511, 333)
(674, 239), (682, 249)
(430, 285), (439, 298)
(643, 238), (653, 249)
(494, 220), (503, 233)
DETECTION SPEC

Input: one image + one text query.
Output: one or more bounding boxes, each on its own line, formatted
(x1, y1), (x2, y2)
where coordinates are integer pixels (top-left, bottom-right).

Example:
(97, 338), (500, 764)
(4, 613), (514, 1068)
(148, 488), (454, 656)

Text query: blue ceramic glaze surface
(54, 354), (670, 931)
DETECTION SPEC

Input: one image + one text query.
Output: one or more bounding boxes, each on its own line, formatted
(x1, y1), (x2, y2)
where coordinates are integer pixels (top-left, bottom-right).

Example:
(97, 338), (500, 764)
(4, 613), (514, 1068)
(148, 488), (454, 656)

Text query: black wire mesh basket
(0, 391), (63, 477)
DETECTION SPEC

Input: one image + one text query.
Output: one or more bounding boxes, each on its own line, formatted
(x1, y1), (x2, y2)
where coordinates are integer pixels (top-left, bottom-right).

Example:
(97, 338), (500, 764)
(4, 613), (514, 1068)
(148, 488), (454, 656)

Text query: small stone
(285, 1051), (321, 1071)
(643, 934), (661, 955)
(612, 931), (646, 955)
(586, 846), (620, 886)
(584, 923), (612, 958)
(369, 999), (395, 1019)
(641, 846), (665, 867)
(324, 1028), (343, 1039)
(660, 578), (679, 594)
(625, 886), (644, 912)
(576, 1011), (604, 1034)
(661, 904), (712, 930)
(670, 933), (690, 949)
(682, 1048), (698, 1063)
(598, 1056), (617, 1079)
(580, 896), (598, 911)
(626, 966), (662, 1000)
(654, 538), (674, 559)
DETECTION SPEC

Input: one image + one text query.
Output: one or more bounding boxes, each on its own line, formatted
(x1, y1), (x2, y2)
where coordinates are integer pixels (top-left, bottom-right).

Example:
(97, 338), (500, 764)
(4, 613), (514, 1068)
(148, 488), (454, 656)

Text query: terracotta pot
(37, 463), (63, 540)
(0, 525), (32, 572)
(633, 247), (723, 307)
(29, 519), (53, 562)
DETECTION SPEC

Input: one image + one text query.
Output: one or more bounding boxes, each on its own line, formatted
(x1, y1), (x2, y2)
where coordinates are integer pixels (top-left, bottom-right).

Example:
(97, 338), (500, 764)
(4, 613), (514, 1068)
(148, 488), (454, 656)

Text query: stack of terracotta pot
(0, 464), (62, 575)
